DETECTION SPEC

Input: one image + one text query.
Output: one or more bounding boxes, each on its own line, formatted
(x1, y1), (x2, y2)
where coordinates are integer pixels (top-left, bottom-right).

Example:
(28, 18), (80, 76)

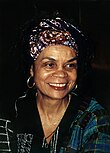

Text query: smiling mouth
(49, 83), (67, 87)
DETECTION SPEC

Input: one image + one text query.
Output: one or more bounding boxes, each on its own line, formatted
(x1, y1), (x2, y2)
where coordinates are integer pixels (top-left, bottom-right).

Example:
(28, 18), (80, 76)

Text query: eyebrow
(42, 57), (56, 61)
(41, 56), (77, 62)
(67, 57), (77, 62)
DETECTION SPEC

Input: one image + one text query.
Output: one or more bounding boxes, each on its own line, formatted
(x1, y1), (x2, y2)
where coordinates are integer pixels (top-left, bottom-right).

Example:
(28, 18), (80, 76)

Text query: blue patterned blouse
(0, 90), (110, 153)
(59, 98), (110, 152)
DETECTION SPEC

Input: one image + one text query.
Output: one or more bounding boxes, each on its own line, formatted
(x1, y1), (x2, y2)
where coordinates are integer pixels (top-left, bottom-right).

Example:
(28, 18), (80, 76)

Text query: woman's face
(31, 45), (77, 100)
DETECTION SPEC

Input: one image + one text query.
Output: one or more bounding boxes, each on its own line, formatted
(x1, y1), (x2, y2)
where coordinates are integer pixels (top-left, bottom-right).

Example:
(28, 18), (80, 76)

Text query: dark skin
(30, 45), (77, 143)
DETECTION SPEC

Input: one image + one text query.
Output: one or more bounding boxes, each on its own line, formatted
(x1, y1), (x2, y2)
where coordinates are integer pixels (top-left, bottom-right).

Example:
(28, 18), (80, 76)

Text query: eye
(44, 61), (56, 69)
(65, 63), (77, 70)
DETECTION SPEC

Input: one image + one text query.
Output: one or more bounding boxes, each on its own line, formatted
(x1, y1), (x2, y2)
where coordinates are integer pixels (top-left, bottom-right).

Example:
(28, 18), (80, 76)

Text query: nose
(52, 70), (68, 78)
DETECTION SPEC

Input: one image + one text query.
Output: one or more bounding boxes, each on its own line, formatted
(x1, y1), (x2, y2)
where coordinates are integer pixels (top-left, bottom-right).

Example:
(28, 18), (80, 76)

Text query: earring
(74, 84), (77, 90)
(71, 84), (78, 95)
(27, 76), (35, 88)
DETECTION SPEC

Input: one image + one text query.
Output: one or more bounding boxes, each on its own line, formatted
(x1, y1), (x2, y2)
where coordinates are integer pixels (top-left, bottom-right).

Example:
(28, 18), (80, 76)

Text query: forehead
(37, 45), (77, 60)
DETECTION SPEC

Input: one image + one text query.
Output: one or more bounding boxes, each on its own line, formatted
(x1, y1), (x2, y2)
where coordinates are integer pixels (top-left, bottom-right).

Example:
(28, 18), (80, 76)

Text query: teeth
(49, 83), (66, 87)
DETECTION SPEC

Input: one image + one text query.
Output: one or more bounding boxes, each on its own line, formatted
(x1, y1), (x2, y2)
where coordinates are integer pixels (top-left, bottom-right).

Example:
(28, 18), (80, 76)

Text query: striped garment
(0, 119), (13, 152)
(0, 91), (110, 153)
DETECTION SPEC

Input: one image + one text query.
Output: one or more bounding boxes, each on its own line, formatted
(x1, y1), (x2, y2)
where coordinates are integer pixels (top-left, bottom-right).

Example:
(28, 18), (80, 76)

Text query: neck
(36, 93), (71, 143)
(36, 93), (70, 115)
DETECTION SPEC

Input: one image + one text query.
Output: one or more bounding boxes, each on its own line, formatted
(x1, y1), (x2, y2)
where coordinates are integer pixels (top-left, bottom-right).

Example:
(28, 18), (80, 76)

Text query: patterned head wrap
(29, 17), (83, 60)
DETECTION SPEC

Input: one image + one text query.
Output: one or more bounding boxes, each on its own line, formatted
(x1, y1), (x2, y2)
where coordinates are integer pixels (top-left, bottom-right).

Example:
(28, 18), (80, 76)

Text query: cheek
(33, 68), (51, 84)
(70, 70), (77, 80)
(69, 71), (77, 90)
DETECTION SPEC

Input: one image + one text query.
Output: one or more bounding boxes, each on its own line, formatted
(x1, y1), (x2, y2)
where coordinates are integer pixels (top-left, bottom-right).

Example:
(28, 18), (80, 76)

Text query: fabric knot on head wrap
(29, 18), (79, 60)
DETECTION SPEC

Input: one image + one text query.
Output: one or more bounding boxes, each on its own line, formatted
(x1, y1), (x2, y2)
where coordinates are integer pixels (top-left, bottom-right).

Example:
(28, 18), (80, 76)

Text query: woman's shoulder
(85, 97), (110, 121)
(71, 93), (110, 129)
(72, 93), (109, 115)
(15, 89), (36, 117)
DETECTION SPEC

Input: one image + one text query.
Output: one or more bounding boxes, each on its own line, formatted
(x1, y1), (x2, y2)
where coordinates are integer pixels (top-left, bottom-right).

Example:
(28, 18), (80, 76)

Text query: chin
(48, 92), (69, 100)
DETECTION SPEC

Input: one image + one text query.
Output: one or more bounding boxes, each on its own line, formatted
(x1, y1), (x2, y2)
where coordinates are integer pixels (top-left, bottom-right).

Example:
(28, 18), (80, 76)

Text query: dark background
(0, 0), (110, 119)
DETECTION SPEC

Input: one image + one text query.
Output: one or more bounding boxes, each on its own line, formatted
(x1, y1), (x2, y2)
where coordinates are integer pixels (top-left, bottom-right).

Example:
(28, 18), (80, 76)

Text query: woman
(14, 17), (110, 153)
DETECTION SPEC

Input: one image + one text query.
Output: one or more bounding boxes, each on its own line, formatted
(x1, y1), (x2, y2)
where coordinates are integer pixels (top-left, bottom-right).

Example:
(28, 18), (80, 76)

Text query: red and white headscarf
(29, 17), (83, 60)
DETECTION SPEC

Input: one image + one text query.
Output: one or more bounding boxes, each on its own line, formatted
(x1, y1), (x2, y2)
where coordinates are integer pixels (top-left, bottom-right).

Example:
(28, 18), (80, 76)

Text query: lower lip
(49, 84), (67, 90)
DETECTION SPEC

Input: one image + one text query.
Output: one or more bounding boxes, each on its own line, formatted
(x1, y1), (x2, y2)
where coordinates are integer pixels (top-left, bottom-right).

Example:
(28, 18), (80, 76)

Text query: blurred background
(0, 0), (110, 119)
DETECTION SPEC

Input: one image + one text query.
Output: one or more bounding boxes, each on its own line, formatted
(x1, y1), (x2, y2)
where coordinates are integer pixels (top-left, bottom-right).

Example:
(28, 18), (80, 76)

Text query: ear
(30, 65), (34, 77)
